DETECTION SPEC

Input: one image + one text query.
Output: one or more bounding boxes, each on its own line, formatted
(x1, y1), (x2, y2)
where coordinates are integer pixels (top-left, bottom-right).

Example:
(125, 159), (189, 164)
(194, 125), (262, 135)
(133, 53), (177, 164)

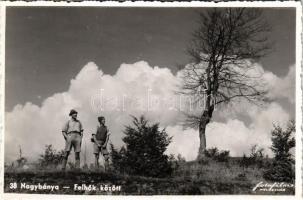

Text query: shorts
(93, 140), (109, 156)
(65, 133), (82, 153)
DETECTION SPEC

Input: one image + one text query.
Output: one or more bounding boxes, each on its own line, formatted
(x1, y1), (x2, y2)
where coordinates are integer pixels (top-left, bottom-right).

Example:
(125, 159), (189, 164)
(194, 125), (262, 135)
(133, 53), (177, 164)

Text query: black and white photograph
(1, 2), (301, 196)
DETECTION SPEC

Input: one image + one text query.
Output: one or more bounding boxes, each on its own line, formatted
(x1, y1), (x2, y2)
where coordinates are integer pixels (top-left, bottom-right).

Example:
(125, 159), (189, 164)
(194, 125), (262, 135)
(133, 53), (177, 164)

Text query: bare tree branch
(179, 8), (273, 158)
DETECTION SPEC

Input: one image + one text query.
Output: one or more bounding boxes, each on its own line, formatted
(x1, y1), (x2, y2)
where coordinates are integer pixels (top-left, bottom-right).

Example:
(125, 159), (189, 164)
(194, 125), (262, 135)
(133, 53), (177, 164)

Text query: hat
(98, 116), (105, 122)
(69, 109), (78, 116)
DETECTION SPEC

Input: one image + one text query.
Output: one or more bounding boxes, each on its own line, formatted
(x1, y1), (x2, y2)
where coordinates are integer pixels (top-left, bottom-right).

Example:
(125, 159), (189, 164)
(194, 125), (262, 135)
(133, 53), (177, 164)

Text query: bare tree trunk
(197, 123), (207, 160)
(197, 103), (213, 160)
(197, 110), (211, 160)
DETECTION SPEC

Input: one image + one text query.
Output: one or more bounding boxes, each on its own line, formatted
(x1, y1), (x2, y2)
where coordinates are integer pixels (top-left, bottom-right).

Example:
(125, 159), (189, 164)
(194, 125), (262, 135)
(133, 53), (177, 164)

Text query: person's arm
(79, 121), (84, 137)
(62, 131), (67, 140)
(93, 126), (101, 147)
(103, 131), (110, 148)
(62, 121), (69, 140)
(93, 134), (101, 147)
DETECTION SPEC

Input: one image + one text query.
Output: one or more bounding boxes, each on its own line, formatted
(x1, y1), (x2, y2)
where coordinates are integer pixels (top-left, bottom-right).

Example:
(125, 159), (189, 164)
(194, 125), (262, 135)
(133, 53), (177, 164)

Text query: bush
(110, 115), (173, 178)
(38, 145), (65, 169)
(263, 121), (295, 182)
(204, 147), (230, 162)
(240, 145), (267, 168)
(16, 157), (27, 168)
(216, 150), (230, 162)
(204, 147), (219, 158)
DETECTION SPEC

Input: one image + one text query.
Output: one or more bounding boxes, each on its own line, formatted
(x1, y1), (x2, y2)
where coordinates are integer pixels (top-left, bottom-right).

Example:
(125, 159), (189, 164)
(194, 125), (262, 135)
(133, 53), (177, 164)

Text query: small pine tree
(263, 121), (295, 182)
(111, 115), (173, 178)
(270, 121), (295, 161)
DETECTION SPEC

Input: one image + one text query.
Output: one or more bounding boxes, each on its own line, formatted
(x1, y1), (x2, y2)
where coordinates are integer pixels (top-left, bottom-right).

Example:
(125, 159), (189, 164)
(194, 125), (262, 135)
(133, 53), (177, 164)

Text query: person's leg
(104, 154), (109, 172)
(62, 135), (72, 171)
(74, 134), (82, 169)
(62, 151), (70, 171)
(93, 141), (100, 169)
(94, 153), (99, 168)
(101, 147), (109, 171)
(75, 152), (80, 169)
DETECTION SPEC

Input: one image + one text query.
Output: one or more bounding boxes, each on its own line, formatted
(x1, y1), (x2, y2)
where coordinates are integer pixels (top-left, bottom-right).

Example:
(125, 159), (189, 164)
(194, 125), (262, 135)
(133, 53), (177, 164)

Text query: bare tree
(180, 8), (272, 160)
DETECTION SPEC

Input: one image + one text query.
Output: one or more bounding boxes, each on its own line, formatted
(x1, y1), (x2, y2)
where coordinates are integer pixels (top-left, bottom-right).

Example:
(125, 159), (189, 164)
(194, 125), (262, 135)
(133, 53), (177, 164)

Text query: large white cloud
(166, 102), (290, 160)
(263, 65), (295, 103)
(5, 61), (181, 164)
(5, 61), (295, 164)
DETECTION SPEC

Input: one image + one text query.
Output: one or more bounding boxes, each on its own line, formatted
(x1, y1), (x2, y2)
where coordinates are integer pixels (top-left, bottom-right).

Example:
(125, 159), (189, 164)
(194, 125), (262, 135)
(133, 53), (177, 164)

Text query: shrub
(38, 145), (65, 169)
(204, 147), (230, 162)
(263, 121), (295, 182)
(16, 157), (27, 168)
(110, 115), (173, 178)
(204, 147), (219, 158)
(177, 154), (186, 163)
(216, 150), (230, 162)
(240, 145), (266, 168)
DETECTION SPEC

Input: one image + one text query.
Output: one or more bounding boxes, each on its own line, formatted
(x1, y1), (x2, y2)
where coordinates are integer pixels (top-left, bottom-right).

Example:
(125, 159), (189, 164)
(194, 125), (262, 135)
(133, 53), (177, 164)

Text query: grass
(4, 158), (295, 195)
(176, 159), (264, 183)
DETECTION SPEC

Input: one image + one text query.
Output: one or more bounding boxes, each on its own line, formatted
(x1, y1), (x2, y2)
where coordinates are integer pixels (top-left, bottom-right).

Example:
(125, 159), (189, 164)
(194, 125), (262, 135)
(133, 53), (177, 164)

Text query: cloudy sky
(5, 7), (296, 163)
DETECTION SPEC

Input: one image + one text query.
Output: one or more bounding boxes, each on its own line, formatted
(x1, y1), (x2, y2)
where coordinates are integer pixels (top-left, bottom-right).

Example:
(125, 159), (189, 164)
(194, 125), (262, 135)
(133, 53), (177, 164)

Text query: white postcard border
(0, 1), (301, 200)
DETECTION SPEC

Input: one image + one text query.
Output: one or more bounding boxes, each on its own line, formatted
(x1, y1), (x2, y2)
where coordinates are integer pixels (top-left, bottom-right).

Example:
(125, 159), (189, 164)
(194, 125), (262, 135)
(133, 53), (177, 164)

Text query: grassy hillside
(4, 158), (294, 195)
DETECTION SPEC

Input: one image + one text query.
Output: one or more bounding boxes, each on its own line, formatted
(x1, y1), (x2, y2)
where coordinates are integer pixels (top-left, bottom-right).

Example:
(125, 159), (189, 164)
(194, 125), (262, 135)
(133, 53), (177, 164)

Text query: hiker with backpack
(92, 116), (110, 171)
